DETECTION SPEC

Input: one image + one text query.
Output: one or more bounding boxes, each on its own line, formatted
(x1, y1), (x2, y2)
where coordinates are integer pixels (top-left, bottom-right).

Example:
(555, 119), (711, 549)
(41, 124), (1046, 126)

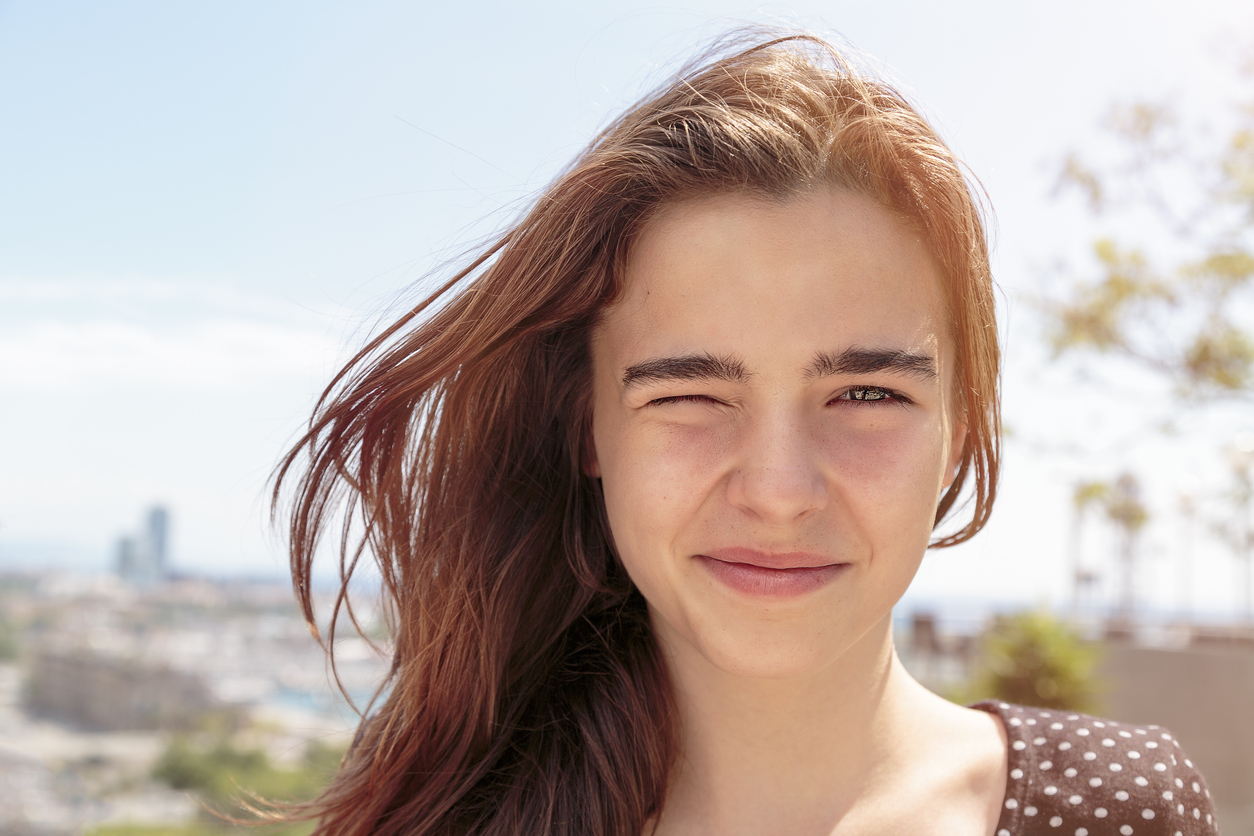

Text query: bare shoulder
(903, 687), (1010, 832)
(838, 680), (1008, 836)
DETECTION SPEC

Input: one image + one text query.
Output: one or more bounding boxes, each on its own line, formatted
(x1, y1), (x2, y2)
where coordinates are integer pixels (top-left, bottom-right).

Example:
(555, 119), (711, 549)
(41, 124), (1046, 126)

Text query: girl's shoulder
(970, 701), (1219, 836)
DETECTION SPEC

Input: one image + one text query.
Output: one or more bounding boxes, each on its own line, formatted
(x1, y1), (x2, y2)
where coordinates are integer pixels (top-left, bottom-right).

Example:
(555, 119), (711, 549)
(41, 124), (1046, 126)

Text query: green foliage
(150, 735), (343, 823)
(87, 822), (315, 836)
(1072, 480), (1110, 512)
(966, 611), (1102, 713)
(1105, 472), (1148, 534)
(1047, 66), (1254, 399)
(88, 825), (235, 836)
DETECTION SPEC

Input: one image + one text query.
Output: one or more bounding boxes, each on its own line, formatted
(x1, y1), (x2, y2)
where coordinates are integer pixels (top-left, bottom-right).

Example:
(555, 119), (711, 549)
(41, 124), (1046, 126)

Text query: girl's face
(589, 188), (966, 680)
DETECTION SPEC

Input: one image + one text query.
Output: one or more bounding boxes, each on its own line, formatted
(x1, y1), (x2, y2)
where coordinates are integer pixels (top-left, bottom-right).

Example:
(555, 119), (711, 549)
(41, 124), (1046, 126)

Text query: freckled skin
(588, 188), (967, 680)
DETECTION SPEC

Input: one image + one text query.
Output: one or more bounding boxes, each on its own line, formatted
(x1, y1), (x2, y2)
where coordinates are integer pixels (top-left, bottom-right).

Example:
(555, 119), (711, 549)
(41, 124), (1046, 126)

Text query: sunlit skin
(589, 188), (1007, 835)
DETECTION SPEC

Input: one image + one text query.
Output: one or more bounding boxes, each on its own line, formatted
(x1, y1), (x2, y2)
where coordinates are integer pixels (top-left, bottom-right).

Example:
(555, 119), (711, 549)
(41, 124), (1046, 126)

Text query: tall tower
(145, 506), (169, 577)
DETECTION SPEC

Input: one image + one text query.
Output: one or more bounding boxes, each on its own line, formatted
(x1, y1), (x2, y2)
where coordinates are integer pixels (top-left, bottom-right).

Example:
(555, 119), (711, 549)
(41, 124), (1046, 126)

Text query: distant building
(146, 506), (168, 576)
(0, 748), (83, 835)
(24, 646), (235, 732)
(116, 505), (170, 585)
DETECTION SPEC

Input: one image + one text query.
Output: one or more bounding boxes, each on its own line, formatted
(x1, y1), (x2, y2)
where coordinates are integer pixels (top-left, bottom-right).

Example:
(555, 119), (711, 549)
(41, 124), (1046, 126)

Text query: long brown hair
(273, 30), (1000, 835)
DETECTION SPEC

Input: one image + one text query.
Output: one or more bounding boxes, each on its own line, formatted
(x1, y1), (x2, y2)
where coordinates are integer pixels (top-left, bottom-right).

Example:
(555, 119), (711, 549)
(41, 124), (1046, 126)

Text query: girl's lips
(695, 554), (848, 598)
(704, 547), (834, 569)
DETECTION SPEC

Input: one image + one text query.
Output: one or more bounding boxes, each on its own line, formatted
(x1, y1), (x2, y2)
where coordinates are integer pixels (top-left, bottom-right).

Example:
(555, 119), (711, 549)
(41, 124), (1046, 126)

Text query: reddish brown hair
(273, 31), (999, 835)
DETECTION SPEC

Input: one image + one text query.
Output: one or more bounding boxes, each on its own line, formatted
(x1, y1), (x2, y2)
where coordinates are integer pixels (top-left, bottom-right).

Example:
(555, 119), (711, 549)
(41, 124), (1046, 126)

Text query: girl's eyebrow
(621, 353), (749, 389)
(804, 347), (937, 381)
(621, 347), (935, 390)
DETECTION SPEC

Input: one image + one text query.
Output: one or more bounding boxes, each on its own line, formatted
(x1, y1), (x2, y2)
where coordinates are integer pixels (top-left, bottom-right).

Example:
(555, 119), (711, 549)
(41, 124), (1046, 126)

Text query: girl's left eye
(833, 386), (909, 405)
(648, 394), (717, 406)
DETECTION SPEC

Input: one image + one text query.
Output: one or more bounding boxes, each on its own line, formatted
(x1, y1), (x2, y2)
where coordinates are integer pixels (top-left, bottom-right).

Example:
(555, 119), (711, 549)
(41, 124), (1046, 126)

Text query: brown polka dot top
(971, 702), (1219, 836)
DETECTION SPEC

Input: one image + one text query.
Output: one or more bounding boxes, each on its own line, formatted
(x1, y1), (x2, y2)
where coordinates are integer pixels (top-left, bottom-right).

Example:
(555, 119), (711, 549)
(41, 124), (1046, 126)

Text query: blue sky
(2, 0), (1252, 616)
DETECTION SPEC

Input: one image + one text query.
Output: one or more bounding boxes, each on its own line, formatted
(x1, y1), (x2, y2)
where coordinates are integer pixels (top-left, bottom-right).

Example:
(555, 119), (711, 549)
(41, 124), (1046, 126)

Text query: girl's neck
(655, 614), (935, 835)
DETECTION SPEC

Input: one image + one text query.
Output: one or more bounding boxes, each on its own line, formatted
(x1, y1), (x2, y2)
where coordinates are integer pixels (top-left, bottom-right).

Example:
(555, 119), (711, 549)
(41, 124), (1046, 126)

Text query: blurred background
(1, 0), (1252, 832)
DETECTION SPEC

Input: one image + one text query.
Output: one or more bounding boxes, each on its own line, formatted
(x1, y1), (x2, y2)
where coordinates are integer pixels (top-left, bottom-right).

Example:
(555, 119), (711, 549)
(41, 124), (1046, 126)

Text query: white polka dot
(1109, 763), (1123, 772)
(1089, 777), (1102, 787)
(1068, 714), (1079, 720)
(1010, 768), (1023, 779)
(1040, 760), (1053, 770)
(1059, 741), (1072, 751)
(1034, 736), (1047, 745)
(1000, 702), (1011, 709)
(1120, 826), (1134, 835)
(1025, 806), (1038, 816)
(1162, 791), (1173, 801)
(1042, 711), (1053, 717)
(1115, 791), (1129, 801)
(998, 830), (1010, 836)
(1065, 768), (1078, 778)
(1094, 721), (1106, 728)
(1142, 809), (1155, 820)
(1069, 795), (1083, 805)
(1128, 751), (1140, 759)
(1005, 799), (1018, 810)
(1051, 722), (1064, 730)
(1153, 763), (1167, 772)
(1146, 741), (1158, 749)
(1119, 730), (1132, 738)
(1192, 781), (1200, 792)
(1050, 816), (1063, 827)
(1076, 830), (1088, 836)
(1207, 813), (1212, 824)
(1077, 728), (1090, 736)
(1009, 717), (1023, 726)
(1186, 759), (1194, 768)
(1193, 808), (1200, 819)
(1013, 740), (1026, 751)
(1102, 738), (1116, 747)
(1178, 803), (1185, 814)
(1045, 786), (1058, 795)
(1095, 808), (1107, 818)
(1161, 733), (1171, 740)
(1174, 832), (1182, 836)
(1134, 776), (1148, 787)
(1027, 718), (1038, 725)
(1083, 752), (1097, 761)
(1174, 778), (1183, 788)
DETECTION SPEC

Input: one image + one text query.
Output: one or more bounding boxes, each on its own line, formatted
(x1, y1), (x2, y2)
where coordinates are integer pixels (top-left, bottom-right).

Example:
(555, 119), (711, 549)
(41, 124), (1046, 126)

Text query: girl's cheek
(623, 438), (723, 524)
(819, 422), (949, 507)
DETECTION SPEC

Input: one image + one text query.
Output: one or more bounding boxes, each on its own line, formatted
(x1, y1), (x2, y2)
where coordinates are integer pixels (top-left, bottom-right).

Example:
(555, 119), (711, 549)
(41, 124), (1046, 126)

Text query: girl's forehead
(600, 189), (952, 370)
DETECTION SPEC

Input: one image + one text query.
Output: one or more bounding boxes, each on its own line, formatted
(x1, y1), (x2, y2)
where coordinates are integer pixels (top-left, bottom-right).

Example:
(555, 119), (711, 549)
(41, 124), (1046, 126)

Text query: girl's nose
(725, 415), (828, 527)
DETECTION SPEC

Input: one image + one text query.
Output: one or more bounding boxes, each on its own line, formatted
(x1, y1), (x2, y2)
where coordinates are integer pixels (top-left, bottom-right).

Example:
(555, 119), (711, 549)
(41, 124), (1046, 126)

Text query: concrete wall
(1099, 643), (1254, 834)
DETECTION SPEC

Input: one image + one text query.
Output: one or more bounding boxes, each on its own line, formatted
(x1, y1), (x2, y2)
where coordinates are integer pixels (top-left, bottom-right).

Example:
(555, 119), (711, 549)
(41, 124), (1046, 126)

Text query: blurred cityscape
(1, 504), (1252, 833)
(0, 507), (388, 834)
